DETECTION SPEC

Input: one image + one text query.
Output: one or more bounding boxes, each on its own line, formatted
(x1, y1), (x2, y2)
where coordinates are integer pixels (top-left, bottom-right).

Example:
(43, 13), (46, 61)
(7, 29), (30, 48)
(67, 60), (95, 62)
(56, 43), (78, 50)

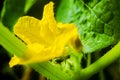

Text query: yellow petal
(9, 2), (80, 67)
(41, 2), (57, 33)
(40, 2), (59, 44)
(55, 23), (78, 55)
(14, 16), (46, 44)
(9, 55), (21, 67)
(9, 43), (58, 66)
(9, 43), (44, 67)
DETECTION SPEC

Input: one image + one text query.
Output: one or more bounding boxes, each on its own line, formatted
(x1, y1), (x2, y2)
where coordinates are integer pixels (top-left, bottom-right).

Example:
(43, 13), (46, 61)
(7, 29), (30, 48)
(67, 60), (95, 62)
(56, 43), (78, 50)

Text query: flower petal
(9, 43), (45, 67)
(41, 2), (57, 33)
(40, 2), (59, 43)
(9, 2), (80, 67)
(14, 16), (46, 44)
(54, 23), (78, 56)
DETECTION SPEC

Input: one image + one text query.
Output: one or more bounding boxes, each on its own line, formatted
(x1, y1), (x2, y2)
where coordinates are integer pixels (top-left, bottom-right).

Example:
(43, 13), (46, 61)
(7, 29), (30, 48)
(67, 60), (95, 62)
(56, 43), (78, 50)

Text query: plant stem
(21, 67), (32, 80)
(99, 70), (105, 80)
(87, 53), (91, 66)
(29, 62), (73, 80)
(0, 21), (26, 57)
(80, 41), (120, 80)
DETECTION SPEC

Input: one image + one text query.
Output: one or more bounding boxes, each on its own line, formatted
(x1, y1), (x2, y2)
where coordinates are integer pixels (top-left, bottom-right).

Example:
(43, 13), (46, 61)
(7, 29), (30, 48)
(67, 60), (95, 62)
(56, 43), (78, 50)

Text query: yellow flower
(9, 2), (79, 67)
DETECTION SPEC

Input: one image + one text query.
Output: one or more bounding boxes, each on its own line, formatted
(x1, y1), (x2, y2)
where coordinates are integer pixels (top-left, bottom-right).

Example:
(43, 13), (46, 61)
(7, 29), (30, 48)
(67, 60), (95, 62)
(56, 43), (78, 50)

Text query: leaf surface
(56, 0), (120, 53)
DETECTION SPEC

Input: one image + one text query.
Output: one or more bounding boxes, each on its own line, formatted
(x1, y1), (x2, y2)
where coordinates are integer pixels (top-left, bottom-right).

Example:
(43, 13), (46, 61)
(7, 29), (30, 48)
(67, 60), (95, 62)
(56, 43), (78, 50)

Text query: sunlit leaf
(56, 0), (120, 53)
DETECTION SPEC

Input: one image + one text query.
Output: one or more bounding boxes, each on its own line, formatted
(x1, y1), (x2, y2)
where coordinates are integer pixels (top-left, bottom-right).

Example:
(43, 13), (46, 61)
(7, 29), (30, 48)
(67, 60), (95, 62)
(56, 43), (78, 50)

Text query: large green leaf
(56, 0), (120, 53)
(1, 0), (37, 31)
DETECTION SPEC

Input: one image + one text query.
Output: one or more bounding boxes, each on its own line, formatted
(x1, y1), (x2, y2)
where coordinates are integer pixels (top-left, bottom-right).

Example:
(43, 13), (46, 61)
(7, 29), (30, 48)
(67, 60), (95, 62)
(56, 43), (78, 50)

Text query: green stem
(29, 62), (73, 80)
(0, 22), (72, 80)
(0, 21), (26, 57)
(87, 53), (91, 66)
(99, 70), (105, 80)
(80, 41), (120, 80)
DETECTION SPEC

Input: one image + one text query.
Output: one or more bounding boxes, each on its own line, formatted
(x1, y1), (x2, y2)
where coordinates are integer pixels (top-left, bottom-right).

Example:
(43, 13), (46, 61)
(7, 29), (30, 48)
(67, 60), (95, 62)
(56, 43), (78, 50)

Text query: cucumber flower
(9, 2), (79, 67)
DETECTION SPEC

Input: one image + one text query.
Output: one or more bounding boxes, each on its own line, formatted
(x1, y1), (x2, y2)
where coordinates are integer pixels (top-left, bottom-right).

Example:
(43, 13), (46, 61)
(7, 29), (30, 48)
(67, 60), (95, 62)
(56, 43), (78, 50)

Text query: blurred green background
(0, 0), (120, 80)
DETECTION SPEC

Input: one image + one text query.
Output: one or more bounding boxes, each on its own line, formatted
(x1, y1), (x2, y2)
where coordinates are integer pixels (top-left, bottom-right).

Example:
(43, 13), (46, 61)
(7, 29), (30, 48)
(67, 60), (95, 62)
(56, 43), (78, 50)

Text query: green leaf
(56, 0), (120, 53)
(1, 0), (37, 31)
